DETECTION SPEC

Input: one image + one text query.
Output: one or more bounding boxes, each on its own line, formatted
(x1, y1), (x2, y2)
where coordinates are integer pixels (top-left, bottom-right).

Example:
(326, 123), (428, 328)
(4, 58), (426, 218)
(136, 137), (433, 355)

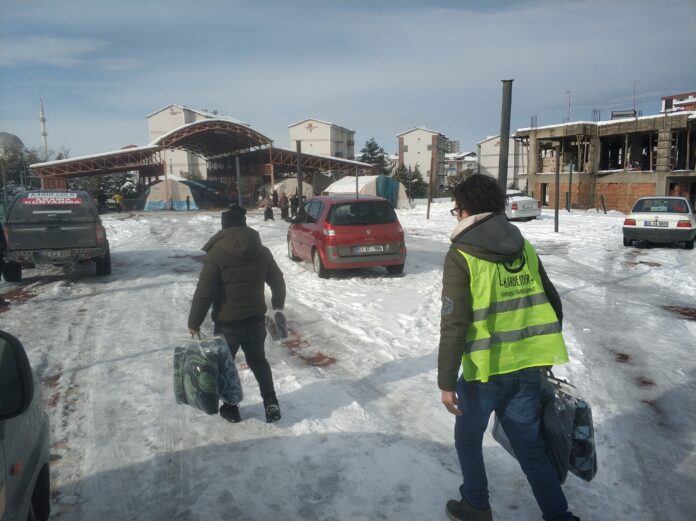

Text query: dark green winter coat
(438, 213), (563, 391)
(187, 226), (285, 330)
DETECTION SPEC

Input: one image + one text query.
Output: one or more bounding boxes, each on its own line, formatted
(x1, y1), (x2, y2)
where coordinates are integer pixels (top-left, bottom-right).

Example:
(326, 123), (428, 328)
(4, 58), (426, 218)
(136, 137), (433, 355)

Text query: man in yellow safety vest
(438, 174), (579, 521)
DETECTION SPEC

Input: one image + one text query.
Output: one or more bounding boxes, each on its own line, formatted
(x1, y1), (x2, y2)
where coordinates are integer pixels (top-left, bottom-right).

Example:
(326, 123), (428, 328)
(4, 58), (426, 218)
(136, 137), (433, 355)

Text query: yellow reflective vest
(457, 240), (568, 382)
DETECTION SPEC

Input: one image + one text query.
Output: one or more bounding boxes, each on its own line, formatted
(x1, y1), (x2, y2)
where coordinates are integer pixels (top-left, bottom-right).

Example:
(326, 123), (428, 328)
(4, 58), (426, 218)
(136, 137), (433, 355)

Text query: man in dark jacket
(439, 175), (578, 521)
(188, 204), (286, 423)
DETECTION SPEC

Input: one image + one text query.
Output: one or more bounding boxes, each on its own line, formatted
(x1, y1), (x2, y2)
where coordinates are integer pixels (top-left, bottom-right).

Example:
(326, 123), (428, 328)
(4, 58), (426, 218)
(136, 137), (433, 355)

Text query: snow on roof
(397, 126), (446, 137)
(30, 144), (160, 168)
(445, 151), (477, 160)
(476, 135), (507, 145)
(517, 110), (696, 132)
(146, 104), (249, 127)
(287, 118), (355, 133)
(148, 118), (256, 147)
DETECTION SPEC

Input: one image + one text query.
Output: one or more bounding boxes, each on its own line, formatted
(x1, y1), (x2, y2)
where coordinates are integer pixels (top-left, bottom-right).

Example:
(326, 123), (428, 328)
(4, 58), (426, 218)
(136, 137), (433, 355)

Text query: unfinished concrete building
(515, 111), (696, 213)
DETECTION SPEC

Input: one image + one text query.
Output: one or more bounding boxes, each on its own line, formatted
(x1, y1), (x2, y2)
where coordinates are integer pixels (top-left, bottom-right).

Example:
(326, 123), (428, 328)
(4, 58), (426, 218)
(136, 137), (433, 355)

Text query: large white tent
(144, 178), (198, 211)
(323, 175), (409, 209)
(268, 179), (316, 200)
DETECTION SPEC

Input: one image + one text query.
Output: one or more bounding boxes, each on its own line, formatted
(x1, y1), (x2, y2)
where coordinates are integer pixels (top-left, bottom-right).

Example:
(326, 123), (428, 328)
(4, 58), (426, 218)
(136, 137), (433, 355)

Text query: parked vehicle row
(622, 196), (695, 249)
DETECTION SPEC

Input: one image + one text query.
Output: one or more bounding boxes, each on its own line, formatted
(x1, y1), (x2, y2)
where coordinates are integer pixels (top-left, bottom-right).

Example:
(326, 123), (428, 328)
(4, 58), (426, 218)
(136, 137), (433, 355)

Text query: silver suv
(0, 330), (51, 521)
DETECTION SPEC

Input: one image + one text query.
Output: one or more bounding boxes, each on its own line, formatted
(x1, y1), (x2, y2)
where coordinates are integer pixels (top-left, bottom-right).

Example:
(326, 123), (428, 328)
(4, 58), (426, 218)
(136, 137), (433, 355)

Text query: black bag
(491, 371), (597, 483)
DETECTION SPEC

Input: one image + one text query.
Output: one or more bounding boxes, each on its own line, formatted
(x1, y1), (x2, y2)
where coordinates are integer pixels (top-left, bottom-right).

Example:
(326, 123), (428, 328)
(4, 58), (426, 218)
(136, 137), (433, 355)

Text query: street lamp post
(566, 91), (571, 123)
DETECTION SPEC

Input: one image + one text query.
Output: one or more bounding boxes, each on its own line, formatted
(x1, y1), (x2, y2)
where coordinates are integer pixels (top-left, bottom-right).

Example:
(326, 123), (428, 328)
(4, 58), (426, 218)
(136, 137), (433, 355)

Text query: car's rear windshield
(327, 201), (397, 225)
(631, 198), (690, 214)
(9, 192), (95, 220)
(507, 191), (526, 198)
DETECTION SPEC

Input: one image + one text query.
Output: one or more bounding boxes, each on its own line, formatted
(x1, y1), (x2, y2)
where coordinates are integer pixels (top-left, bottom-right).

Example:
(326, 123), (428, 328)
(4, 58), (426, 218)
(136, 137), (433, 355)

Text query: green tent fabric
(375, 175), (400, 208)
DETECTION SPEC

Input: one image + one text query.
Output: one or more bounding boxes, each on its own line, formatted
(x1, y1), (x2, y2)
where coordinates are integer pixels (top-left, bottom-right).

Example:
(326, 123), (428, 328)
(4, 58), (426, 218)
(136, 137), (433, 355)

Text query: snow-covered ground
(2, 199), (695, 521)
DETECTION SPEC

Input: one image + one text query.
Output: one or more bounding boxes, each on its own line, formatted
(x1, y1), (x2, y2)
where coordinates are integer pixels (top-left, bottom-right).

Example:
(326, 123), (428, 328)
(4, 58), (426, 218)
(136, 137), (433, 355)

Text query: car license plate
(353, 245), (384, 254)
(644, 221), (668, 227)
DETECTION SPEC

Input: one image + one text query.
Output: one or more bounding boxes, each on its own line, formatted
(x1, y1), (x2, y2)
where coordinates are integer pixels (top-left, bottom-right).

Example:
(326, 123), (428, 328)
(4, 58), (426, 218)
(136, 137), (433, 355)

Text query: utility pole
(426, 155), (435, 220)
(296, 140), (303, 202)
(498, 79), (514, 190)
(554, 144), (560, 232)
(165, 160), (172, 210)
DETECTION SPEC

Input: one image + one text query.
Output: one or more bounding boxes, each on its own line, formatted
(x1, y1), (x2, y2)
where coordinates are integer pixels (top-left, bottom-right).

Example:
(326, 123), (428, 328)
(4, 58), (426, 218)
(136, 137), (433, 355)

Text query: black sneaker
(264, 400), (281, 423)
(219, 403), (241, 423)
(445, 498), (492, 521)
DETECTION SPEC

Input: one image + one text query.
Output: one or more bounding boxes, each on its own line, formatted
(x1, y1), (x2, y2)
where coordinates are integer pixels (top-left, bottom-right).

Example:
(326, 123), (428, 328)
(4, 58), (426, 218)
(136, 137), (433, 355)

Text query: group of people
(187, 174), (580, 521)
(260, 189), (302, 221)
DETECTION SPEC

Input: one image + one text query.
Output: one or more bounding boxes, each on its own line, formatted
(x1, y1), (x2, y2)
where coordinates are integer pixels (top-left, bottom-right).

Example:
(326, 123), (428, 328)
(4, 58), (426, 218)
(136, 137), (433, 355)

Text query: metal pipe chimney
(498, 80), (513, 189)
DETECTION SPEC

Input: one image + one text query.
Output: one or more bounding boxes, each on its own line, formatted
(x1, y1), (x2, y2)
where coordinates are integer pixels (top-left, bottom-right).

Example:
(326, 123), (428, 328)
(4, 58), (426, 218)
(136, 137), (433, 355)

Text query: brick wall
(594, 182), (655, 213)
(533, 175), (655, 212)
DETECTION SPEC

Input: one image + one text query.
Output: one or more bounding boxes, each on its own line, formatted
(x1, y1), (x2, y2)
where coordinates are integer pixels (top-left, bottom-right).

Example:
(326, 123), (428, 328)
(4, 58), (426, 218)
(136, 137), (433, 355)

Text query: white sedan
(622, 196), (695, 249)
(506, 190), (541, 221)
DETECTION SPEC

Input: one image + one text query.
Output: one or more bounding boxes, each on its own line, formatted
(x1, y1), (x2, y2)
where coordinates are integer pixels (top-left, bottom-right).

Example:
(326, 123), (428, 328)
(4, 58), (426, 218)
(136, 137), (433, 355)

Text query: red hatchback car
(287, 196), (407, 277)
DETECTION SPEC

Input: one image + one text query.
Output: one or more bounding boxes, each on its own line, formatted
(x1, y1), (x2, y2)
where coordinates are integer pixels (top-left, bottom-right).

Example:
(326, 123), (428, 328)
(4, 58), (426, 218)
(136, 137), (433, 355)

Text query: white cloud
(0, 36), (106, 67)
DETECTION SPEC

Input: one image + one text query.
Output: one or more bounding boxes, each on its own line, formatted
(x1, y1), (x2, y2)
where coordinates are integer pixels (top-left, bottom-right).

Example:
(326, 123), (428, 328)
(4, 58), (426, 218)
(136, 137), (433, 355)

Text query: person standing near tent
(112, 192), (123, 212)
(262, 194), (274, 221)
(188, 204), (285, 423)
(185, 195), (191, 211)
(272, 189), (278, 207)
(290, 193), (298, 218)
(438, 174), (578, 521)
(279, 192), (289, 220)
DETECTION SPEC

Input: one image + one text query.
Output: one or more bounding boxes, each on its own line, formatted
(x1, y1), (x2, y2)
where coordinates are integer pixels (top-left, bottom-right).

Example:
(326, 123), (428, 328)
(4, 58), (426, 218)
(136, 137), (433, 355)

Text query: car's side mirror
(0, 330), (34, 420)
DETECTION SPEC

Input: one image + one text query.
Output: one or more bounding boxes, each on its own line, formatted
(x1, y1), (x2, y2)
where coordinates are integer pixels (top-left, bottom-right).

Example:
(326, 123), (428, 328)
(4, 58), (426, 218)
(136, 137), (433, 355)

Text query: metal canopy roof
(152, 119), (272, 158)
(30, 118), (372, 188)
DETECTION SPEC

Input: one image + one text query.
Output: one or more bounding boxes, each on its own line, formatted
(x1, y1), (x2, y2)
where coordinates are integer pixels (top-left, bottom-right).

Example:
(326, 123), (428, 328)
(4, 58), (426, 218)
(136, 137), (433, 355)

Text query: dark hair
(453, 174), (506, 215)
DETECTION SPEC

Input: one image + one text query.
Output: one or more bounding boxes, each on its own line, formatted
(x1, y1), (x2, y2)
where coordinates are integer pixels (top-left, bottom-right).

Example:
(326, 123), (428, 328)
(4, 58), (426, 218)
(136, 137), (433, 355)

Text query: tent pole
(355, 167), (358, 198)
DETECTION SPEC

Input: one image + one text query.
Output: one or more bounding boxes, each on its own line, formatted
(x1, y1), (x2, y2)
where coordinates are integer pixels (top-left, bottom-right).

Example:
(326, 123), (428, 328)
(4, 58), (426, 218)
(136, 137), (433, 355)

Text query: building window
(427, 145), (432, 151)
(402, 145), (408, 152)
(335, 151), (343, 158)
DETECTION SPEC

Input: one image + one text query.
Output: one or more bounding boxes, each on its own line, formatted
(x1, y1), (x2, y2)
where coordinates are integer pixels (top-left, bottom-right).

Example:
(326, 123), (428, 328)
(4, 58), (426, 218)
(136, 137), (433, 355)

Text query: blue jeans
(217, 320), (277, 404)
(455, 367), (574, 521)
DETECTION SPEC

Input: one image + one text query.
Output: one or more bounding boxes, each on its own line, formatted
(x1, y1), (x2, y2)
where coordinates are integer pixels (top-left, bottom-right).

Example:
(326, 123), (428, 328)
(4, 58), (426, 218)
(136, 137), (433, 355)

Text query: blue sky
(1, 0), (695, 158)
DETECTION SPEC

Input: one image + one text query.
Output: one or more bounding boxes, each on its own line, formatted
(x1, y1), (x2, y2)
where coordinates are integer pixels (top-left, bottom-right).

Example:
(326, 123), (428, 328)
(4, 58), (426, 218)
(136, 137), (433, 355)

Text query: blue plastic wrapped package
(173, 336), (221, 414)
(173, 335), (243, 414)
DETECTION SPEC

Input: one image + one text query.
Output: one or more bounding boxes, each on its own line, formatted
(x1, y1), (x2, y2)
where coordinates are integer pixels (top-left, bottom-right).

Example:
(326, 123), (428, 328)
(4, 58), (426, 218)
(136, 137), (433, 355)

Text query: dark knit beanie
(221, 204), (247, 228)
